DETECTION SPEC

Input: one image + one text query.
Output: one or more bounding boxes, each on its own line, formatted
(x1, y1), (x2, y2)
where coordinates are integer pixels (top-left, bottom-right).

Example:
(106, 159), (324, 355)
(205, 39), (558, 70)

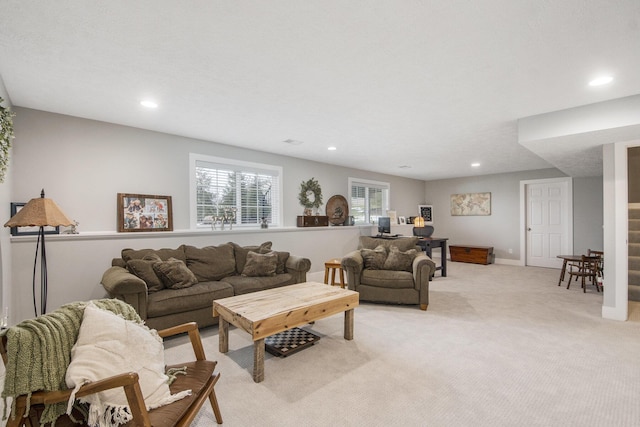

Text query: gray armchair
(341, 236), (436, 310)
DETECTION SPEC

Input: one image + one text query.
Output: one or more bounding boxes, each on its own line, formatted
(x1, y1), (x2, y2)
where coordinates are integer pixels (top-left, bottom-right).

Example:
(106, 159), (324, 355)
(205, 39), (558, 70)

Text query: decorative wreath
(298, 177), (323, 209)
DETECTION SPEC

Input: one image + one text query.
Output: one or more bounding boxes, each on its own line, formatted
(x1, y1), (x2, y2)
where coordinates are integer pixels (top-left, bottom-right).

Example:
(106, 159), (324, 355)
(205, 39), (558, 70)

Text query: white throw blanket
(65, 303), (191, 427)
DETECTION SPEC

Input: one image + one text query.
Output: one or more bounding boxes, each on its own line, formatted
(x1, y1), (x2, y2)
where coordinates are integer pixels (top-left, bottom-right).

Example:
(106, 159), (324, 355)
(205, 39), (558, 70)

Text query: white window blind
(191, 154), (282, 228)
(348, 178), (390, 224)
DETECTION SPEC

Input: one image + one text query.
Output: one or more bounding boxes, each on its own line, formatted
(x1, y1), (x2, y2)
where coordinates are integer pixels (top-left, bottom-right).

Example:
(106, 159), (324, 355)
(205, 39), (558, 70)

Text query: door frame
(519, 177), (573, 267)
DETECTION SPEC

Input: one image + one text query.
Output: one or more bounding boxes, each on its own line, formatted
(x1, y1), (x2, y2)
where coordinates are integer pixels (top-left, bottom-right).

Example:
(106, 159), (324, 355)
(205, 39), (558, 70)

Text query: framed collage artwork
(117, 193), (173, 232)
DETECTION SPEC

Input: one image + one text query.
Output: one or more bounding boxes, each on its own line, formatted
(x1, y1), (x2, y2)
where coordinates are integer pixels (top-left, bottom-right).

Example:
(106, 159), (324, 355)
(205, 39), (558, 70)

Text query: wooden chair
(567, 255), (600, 293)
(1, 322), (222, 427)
(588, 249), (604, 279)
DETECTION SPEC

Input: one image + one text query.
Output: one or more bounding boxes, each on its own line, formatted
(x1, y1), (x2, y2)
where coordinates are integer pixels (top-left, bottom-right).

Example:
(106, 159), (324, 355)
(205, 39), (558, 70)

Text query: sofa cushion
(121, 247), (186, 264)
(361, 269), (415, 289)
(152, 258), (199, 289)
(383, 246), (418, 272)
(222, 273), (296, 295)
(270, 251), (290, 274)
(231, 241), (273, 274)
(184, 243), (236, 281)
(359, 236), (419, 252)
(361, 245), (387, 270)
(242, 251), (278, 277)
(126, 253), (164, 292)
(147, 281), (234, 318)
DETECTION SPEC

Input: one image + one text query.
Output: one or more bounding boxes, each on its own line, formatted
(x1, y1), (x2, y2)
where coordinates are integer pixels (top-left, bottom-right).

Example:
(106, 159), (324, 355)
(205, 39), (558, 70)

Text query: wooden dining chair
(588, 249), (604, 279)
(567, 255), (600, 293)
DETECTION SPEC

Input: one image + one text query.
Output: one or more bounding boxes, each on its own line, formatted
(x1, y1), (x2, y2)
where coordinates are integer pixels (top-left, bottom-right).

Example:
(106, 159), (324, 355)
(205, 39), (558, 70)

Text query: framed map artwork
(450, 192), (491, 216)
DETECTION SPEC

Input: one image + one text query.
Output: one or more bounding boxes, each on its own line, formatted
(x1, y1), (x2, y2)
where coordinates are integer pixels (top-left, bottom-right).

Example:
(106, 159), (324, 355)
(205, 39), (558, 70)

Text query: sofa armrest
(341, 250), (363, 290)
(101, 266), (149, 320)
(285, 255), (312, 282)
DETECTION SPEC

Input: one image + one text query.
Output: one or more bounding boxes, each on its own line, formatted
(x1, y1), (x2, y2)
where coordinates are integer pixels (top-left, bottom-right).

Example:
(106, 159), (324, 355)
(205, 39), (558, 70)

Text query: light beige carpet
(161, 262), (640, 427)
(2, 262), (639, 426)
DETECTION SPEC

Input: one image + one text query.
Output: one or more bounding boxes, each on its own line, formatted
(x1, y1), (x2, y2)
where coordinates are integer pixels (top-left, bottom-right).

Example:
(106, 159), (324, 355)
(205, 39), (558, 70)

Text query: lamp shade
(414, 216), (425, 227)
(4, 190), (73, 228)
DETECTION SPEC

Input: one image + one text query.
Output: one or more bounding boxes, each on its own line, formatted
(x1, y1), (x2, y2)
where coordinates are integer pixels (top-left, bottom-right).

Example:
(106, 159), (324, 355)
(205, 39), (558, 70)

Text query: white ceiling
(1, 1), (639, 180)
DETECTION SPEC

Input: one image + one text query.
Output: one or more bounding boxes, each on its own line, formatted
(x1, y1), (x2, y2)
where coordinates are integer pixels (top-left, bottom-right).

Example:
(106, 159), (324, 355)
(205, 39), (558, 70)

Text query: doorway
(520, 177), (573, 268)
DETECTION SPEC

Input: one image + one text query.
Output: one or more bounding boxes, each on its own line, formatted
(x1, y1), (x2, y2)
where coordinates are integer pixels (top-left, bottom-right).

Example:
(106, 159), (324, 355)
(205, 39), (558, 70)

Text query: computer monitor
(377, 217), (391, 235)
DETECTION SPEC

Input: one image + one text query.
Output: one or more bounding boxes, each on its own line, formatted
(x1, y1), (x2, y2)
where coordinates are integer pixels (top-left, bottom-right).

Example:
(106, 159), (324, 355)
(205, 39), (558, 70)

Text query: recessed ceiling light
(588, 76), (613, 87)
(328, 146), (337, 151)
(140, 100), (158, 108)
(471, 163), (480, 167)
(398, 165), (411, 169)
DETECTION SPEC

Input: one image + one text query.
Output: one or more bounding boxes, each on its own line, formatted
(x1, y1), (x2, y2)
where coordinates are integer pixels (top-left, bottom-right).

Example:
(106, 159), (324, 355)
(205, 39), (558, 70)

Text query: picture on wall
(450, 192), (491, 216)
(117, 193), (173, 232)
(387, 210), (398, 224)
(418, 205), (433, 224)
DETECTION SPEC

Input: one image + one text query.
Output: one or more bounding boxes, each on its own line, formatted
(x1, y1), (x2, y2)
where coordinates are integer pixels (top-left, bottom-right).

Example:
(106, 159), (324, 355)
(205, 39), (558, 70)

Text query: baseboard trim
(494, 258), (521, 266)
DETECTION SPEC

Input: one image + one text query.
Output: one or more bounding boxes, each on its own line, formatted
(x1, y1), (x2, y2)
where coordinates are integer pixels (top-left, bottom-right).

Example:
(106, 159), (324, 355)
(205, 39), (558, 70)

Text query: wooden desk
(556, 255), (582, 286)
(417, 237), (448, 277)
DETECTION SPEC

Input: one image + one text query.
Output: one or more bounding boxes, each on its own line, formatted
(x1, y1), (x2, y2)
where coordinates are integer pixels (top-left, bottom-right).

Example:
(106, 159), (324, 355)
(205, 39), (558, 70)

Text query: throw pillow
(65, 304), (190, 427)
(126, 253), (164, 292)
(361, 245), (388, 270)
(241, 251), (278, 277)
(152, 257), (198, 289)
(383, 245), (418, 272)
(231, 241), (273, 274)
(184, 243), (236, 281)
(268, 250), (290, 274)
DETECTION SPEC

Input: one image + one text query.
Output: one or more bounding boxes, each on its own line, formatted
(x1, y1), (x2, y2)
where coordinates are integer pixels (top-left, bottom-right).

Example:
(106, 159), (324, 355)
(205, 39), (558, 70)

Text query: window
(190, 154), (282, 228)
(348, 177), (390, 224)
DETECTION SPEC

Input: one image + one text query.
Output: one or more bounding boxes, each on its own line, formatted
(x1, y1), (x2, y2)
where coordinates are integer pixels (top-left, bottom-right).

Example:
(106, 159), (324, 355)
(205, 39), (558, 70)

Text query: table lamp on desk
(413, 217), (434, 238)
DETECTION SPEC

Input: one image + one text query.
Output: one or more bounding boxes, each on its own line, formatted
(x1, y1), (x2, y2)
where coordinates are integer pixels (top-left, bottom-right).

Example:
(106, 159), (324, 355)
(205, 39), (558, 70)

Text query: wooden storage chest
(296, 215), (329, 227)
(449, 245), (494, 265)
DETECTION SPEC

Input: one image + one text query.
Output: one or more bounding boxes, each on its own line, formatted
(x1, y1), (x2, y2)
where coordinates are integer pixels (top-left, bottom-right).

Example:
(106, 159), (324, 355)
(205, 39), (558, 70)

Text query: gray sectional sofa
(101, 241), (311, 330)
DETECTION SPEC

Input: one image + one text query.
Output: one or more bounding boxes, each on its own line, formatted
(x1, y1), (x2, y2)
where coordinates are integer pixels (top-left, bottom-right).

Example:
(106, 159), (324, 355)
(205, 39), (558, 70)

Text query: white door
(525, 180), (571, 268)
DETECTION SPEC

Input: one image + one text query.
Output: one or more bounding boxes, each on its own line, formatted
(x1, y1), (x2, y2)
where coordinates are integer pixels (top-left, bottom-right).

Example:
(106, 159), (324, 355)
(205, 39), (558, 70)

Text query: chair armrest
(413, 254), (436, 286)
(158, 322), (207, 361)
(341, 250), (363, 273)
(341, 250), (363, 290)
(412, 254), (435, 308)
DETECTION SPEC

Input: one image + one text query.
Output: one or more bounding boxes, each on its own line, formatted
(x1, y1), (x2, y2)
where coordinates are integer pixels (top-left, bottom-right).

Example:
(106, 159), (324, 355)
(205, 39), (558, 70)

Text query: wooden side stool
(324, 258), (345, 288)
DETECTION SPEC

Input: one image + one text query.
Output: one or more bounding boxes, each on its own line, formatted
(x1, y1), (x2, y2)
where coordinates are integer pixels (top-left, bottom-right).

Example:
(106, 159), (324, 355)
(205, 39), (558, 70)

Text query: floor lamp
(4, 190), (73, 317)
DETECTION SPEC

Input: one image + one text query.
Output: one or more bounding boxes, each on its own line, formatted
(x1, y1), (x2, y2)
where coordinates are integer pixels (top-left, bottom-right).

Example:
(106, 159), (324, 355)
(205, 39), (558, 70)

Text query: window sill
(8, 225), (374, 242)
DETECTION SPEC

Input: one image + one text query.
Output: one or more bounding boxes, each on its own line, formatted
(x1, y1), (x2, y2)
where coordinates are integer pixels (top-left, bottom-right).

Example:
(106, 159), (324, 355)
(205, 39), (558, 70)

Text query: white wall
(12, 108), (426, 230)
(573, 176), (604, 254)
(423, 169), (570, 262)
(8, 108), (427, 322)
(0, 77), (13, 317)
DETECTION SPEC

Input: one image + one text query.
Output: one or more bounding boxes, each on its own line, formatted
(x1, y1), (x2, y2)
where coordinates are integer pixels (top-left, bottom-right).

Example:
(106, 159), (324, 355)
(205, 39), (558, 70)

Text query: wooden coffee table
(212, 281), (359, 382)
